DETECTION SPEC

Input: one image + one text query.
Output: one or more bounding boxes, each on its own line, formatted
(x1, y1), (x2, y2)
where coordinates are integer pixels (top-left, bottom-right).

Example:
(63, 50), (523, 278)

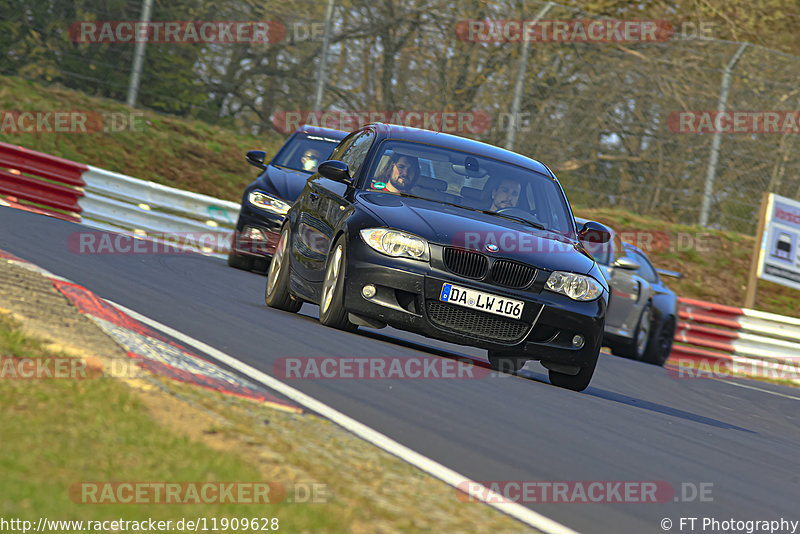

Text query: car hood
(257, 165), (310, 201)
(357, 192), (596, 274)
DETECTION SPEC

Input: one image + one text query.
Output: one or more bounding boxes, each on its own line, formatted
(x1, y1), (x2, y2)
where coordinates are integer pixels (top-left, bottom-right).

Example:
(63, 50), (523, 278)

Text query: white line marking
(108, 300), (579, 534)
(715, 379), (800, 401)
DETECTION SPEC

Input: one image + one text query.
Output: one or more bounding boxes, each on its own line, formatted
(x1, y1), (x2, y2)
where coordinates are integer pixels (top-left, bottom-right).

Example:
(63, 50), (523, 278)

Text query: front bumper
(232, 203), (284, 259)
(342, 241), (607, 367)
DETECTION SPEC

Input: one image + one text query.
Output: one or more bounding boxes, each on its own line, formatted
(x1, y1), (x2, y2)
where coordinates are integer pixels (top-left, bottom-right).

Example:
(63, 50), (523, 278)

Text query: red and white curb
(0, 248), (579, 534)
(0, 248), (301, 414)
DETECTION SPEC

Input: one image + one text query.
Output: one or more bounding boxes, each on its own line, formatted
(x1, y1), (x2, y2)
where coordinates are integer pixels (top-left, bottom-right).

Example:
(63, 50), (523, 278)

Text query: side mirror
(318, 160), (351, 183)
(613, 256), (641, 270)
(246, 150), (268, 170)
(577, 221), (612, 244)
(656, 268), (684, 280)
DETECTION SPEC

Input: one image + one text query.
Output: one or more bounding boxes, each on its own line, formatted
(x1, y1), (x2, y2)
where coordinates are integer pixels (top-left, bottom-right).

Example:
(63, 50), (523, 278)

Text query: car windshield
(272, 133), (340, 173)
(363, 140), (575, 235)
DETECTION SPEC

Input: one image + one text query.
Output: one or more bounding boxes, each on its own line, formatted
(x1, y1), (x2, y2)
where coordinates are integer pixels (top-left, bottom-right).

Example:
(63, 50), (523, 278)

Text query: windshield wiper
(477, 209), (546, 230)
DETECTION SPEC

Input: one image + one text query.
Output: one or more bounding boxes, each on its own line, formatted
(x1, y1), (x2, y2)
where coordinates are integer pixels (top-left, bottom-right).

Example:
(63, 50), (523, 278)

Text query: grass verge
(0, 260), (532, 533)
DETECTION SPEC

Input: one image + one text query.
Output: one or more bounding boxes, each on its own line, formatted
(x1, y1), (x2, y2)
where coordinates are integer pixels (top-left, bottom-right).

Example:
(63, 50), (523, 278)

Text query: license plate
(439, 283), (524, 320)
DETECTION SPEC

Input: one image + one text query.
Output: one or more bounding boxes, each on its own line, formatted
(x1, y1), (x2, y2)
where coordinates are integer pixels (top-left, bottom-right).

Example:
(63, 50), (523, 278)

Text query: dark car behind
(576, 216), (678, 365)
(228, 125), (348, 272)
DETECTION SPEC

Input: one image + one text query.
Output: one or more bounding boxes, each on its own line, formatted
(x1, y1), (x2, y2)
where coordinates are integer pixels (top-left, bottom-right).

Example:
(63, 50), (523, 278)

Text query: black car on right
(576, 217), (678, 366)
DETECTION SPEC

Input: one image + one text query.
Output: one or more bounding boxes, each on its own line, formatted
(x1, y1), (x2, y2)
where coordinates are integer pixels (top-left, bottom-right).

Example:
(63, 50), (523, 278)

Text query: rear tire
(548, 349), (598, 392)
(613, 302), (652, 360)
(319, 236), (357, 332)
(487, 351), (526, 374)
(641, 316), (676, 366)
(264, 228), (302, 313)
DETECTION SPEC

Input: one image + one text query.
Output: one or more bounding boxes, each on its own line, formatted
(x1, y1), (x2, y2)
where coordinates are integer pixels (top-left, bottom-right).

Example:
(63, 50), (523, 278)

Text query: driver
(370, 153), (420, 193)
(300, 148), (323, 172)
(488, 177), (521, 211)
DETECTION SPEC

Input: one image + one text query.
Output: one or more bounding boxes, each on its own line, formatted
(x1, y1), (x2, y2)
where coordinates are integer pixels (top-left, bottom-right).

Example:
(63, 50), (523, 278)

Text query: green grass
(0, 308), (529, 534)
(0, 313), (333, 531)
(0, 74), (286, 202)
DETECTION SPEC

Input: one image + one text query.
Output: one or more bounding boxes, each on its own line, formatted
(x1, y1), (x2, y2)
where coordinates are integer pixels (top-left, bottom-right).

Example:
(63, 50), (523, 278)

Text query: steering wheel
(497, 207), (540, 220)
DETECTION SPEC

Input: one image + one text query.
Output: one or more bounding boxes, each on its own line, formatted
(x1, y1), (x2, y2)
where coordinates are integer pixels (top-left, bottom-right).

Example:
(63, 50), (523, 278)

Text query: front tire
(548, 350), (598, 392)
(319, 236), (357, 331)
(265, 228), (302, 312)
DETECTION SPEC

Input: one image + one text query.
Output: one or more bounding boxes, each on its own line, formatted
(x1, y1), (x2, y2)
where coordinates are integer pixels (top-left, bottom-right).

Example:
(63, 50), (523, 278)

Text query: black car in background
(576, 217), (679, 366)
(265, 123), (613, 391)
(228, 125), (348, 272)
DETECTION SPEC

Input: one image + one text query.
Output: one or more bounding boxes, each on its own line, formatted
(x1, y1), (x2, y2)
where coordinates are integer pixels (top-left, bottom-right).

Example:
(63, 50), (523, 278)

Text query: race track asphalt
(2, 206), (799, 533)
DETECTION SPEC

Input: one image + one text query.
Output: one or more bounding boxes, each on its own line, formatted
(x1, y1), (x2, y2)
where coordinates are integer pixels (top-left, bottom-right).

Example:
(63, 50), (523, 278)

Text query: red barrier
(0, 142), (87, 186)
(0, 142), (87, 222)
(668, 298), (744, 363)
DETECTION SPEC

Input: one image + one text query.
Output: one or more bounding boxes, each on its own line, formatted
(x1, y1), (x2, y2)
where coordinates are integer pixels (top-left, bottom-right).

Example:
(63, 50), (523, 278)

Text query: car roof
(294, 124), (348, 140)
(365, 123), (555, 177)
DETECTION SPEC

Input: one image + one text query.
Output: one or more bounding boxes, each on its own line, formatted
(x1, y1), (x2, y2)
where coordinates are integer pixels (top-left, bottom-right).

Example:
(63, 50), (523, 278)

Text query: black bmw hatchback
(265, 123), (612, 391)
(228, 125), (348, 272)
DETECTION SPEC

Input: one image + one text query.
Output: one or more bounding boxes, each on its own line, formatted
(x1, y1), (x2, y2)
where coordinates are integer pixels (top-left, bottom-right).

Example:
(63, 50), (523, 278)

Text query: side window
(329, 132), (357, 161)
(611, 233), (625, 263)
(339, 130), (375, 177)
(628, 248), (658, 283)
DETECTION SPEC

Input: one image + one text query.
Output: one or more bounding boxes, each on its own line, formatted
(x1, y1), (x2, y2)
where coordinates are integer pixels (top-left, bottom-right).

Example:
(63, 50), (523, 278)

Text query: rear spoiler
(656, 268), (683, 280)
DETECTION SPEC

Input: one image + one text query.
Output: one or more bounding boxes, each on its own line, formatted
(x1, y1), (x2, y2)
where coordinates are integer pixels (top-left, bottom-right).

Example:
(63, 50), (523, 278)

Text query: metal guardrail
(669, 297), (800, 383)
(0, 141), (87, 222)
(0, 143), (241, 258)
(79, 166), (241, 259)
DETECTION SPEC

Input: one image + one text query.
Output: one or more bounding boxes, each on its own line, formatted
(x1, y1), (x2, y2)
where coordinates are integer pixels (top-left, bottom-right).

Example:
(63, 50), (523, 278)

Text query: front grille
(427, 301), (530, 342)
(443, 247), (488, 279)
(490, 260), (536, 289)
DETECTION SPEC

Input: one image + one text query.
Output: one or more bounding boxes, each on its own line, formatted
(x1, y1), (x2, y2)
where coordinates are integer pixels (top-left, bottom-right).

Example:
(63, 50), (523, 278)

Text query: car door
(298, 129), (375, 284)
(292, 133), (356, 282)
(626, 246), (676, 323)
(604, 235), (649, 338)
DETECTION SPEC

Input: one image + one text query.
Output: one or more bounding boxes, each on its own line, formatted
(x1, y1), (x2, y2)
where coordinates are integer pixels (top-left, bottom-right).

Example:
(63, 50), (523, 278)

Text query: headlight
(248, 191), (291, 215)
(545, 271), (604, 301)
(360, 228), (430, 261)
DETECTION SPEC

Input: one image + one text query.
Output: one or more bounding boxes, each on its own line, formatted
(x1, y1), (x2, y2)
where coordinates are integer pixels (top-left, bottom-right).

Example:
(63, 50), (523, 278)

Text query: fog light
(245, 227), (267, 241)
(572, 334), (585, 349)
(362, 284), (377, 299)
